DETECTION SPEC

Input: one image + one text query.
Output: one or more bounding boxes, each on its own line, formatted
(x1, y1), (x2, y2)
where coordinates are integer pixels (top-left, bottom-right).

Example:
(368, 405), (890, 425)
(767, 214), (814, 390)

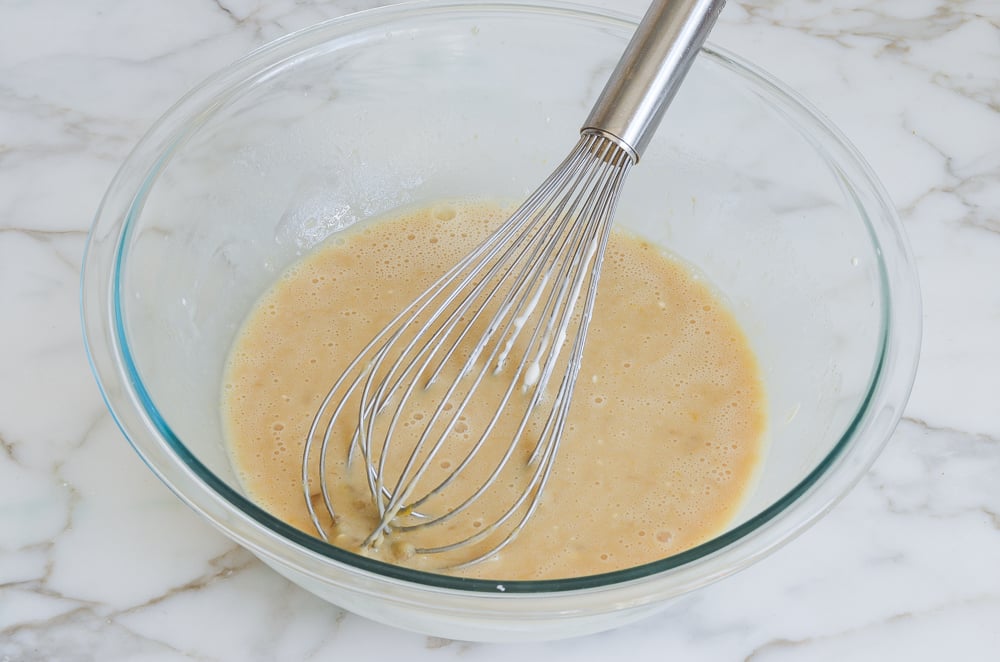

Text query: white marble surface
(2, 0), (998, 659)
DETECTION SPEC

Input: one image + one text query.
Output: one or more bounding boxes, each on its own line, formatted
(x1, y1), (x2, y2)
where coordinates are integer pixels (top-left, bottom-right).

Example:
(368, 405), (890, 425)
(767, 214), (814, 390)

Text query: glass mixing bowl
(81, 0), (920, 642)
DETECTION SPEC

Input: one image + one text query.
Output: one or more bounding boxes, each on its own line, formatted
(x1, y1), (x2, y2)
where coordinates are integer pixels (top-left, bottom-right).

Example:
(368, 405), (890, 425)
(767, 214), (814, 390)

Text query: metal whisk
(303, 0), (725, 570)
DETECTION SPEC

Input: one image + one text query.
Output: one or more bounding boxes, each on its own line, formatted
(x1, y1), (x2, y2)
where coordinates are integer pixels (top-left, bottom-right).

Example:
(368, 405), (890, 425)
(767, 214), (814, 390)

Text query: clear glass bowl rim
(81, 0), (921, 598)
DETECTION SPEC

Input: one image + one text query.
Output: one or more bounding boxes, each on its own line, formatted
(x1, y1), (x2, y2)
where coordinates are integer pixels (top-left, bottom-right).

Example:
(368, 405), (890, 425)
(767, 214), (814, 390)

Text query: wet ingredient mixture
(223, 200), (766, 579)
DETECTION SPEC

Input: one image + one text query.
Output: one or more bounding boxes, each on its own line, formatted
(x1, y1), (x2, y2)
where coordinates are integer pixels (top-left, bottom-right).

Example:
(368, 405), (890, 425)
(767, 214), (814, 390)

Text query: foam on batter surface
(222, 200), (766, 579)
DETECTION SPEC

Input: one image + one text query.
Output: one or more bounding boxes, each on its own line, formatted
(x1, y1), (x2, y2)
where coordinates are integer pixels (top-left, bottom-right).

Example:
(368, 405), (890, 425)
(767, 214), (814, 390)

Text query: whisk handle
(582, 0), (725, 161)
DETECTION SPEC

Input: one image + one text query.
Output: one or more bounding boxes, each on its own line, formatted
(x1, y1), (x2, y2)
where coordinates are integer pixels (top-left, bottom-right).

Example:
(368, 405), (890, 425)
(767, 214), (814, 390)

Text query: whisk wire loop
(302, 136), (600, 536)
(355, 136), (613, 529)
(359, 134), (621, 543)
(303, 134), (634, 567)
(392, 136), (626, 520)
(412, 139), (636, 566)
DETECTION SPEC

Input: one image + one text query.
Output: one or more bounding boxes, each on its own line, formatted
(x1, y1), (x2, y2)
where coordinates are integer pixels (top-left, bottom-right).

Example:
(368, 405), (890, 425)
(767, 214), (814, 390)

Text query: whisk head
(302, 131), (634, 570)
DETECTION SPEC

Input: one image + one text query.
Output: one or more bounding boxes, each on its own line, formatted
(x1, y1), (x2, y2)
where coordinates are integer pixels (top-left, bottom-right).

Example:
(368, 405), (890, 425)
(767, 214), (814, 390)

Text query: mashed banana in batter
(222, 200), (766, 579)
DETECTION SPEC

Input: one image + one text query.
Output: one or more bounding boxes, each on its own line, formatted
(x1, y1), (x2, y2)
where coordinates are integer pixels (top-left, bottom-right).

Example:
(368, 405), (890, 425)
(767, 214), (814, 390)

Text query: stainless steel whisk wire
(302, 0), (726, 569)
(361, 136), (631, 552)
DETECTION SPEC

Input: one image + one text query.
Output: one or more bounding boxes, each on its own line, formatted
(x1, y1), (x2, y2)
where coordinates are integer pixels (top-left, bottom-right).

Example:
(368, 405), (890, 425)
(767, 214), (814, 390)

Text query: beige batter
(222, 200), (766, 579)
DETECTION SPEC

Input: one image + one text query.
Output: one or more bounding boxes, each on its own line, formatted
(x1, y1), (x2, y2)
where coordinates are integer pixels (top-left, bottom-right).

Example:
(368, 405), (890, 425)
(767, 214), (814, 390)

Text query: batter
(222, 200), (766, 579)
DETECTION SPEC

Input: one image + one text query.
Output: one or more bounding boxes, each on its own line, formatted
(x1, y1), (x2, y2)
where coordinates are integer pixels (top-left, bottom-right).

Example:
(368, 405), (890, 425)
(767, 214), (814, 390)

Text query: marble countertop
(2, 0), (998, 659)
